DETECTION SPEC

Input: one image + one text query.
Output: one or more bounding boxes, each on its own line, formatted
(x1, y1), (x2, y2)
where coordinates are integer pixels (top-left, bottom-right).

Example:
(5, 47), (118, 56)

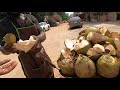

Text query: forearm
(37, 31), (46, 42)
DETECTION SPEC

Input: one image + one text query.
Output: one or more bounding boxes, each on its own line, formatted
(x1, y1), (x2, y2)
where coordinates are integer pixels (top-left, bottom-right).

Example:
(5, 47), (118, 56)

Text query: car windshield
(68, 17), (80, 22)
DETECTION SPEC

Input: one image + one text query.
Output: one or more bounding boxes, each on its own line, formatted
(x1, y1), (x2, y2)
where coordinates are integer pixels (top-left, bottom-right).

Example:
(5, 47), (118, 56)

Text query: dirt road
(0, 21), (120, 78)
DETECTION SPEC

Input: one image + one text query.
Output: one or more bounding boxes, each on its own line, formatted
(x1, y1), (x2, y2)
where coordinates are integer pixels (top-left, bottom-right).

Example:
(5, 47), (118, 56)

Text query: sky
(65, 12), (74, 16)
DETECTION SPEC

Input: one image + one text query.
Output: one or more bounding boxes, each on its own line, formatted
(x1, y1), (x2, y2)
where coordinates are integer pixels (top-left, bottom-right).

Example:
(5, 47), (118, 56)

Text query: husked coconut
(74, 40), (92, 55)
(97, 54), (119, 78)
(75, 54), (96, 78)
(13, 36), (37, 53)
(103, 43), (116, 55)
(87, 32), (107, 44)
(93, 44), (105, 54)
(57, 58), (75, 76)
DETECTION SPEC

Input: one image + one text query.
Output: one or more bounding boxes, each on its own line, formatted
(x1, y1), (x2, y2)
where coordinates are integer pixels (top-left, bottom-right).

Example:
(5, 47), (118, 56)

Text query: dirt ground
(0, 21), (120, 78)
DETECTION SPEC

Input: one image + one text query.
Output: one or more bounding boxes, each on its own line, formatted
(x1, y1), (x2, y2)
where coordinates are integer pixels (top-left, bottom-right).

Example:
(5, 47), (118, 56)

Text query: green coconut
(97, 54), (119, 78)
(85, 26), (99, 36)
(87, 32), (107, 44)
(87, 48), (102, 61)
(74, 54), (96, 78)
(98, 27), (110, 36)
(57, 58), (75, 76)
(103, 43), (116, 55)
(74, 40), (92, 55)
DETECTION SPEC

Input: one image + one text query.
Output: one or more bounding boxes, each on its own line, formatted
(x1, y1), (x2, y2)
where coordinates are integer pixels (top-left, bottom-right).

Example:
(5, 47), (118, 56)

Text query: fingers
(0, 59), (11, 65)
(0, 60), (18, 75)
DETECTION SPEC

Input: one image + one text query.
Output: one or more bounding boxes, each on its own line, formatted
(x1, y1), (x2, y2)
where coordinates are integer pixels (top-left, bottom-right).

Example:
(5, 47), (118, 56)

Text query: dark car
(68, 16), (83, 29)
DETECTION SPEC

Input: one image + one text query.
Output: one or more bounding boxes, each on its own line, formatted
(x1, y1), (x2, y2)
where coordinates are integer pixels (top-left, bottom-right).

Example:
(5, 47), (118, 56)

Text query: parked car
(39, 22), (50, 31)
(68, 16), (83, 29)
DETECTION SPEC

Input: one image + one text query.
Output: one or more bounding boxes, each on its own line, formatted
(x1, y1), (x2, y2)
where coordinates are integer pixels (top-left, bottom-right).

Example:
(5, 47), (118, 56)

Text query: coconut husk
(86, 32), (107, 44)
(74, 54), (96, 78)
(97, 54), (119, 78)
(98, 27), (110, 36)
(103, 43), (116, 55)
(57, 58), (75, 77)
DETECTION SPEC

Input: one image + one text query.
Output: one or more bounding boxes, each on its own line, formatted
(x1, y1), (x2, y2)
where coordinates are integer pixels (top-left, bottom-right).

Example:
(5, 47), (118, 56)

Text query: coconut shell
(57, 58), (75, 76)
(75, 54), (96, 78)
(97, 54), (119, 78)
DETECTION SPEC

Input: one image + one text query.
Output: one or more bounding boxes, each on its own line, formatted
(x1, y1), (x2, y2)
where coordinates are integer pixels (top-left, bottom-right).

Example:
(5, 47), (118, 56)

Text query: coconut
(97, 54), (119, 78)
(114, 38), (120, 49)
(85, 26), (99, 36)
(13, 36), (37, 53)
(87, 48), (102, 61)
(87, 32), (107, 44)
(3, 33), (16, 44)
(57, 58), (75, 76)
(107, 32), (120, 39)
(93, 44), (105, 54)
(74, 40), (92, 55)
(64, 39), (74, 50)
(74, 54), (96, 78)
(103, 43), (116, 55)
(98, 27), (110, 36)
(116, 49), (120, 58)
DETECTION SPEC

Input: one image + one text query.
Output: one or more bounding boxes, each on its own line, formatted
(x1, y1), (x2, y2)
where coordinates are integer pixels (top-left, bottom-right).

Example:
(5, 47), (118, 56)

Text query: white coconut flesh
(65, 39), (74, 50)
(74, 40), (89, 51)
(93, 44), (105, 54)
(13, 36), (37, 53)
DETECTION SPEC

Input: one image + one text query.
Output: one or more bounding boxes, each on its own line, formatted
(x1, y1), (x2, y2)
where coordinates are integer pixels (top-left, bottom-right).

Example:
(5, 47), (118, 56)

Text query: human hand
(0, 59), (18, 75)
(3, 43), (18, 53)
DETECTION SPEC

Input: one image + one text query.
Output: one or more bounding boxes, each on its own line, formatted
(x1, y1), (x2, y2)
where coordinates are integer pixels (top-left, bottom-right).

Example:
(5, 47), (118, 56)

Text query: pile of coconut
(57, 26), (120, 78)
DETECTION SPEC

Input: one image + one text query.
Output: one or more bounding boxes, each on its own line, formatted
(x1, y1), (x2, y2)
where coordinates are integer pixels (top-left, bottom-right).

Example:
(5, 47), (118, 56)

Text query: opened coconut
(74, 54), (96, 78)
(103, 43), (116, 55)
(13, 36), (37, 53)
(107, 32), (120, 39)
(97, 54), (119, 78)
(74, 40), (92, 55)
(57, 58), (75, 76)
(87, 32), (107, 44)
(87, 48), (102, 61)
(64, 39), (75, 50)
(98, 27), (110, 36)
(84, 26), (99, 36)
